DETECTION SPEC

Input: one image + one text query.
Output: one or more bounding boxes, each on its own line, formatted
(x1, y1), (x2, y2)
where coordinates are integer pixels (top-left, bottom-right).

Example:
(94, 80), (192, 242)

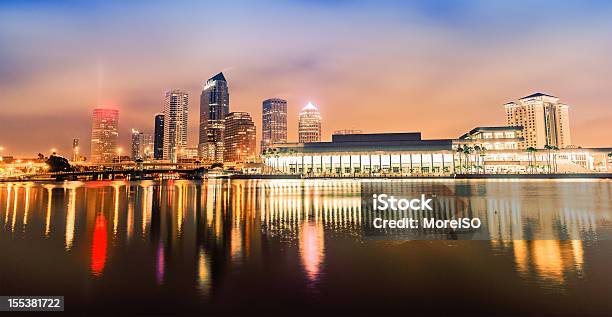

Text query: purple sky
(1, 1), (611, 157)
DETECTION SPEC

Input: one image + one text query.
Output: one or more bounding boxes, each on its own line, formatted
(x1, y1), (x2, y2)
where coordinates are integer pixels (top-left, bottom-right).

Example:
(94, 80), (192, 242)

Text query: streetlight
(0, 146), (4, 162)
(50, 148), (57, 156)
(117, 148), (123, 163)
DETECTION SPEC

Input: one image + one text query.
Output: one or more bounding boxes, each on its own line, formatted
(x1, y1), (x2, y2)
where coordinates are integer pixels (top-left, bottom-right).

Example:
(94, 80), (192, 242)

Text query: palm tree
(473, 145), (482, 174)
(479, 146), (487, 174)
(456, 146), (464, 173)
(551, 146), (560, 173)
(462, 145), (473, 173)
(544, 145), (553, 173)
(526, 147), (537, 173)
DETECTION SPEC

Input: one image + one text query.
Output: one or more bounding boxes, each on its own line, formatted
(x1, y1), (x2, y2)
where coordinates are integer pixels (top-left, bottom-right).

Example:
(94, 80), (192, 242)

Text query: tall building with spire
(504, 93), (572, 149)
(163, 90), (188, 163)
(199, 72), (229, 162)
(224, 112), (256, 163)
(298, 102), (322, 143)
(261, 98), (287, 153)
(91, 108), (119, 163)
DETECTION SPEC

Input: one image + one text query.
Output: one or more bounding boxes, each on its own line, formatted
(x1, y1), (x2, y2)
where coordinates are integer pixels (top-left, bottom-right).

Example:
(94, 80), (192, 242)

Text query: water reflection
(65, 187), (76, 251)
(299, 222), (325, 284)
(91, 213), (108, 277)
(0, 179), (611, 303)
(44, 185), (53, 237)
(495, 239), (585, 288)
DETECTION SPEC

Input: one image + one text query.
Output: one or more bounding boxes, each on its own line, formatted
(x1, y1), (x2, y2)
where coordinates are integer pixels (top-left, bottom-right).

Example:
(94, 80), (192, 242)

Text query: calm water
(1, 179), (612, 316)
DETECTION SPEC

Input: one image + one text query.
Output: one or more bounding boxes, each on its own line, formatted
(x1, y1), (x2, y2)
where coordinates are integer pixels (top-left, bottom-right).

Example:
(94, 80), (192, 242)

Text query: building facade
(263, 131), (611, 176)
(199, 72), (229, 163)
(224, 112), (256, 163)
(333, 129), (363, 135)
(153, 113), (164, 160)
(505, 93), (572, 149)
(298, 102), (322, 143)
(90, 108), (119, 163)
(131, 129), (142, 160)
(72, 138), (79, 162)
(261, 98), (287, 153)
(179, 147), (199, 160)
(131, 129), (154, 161)
(163, 90), (189, 163)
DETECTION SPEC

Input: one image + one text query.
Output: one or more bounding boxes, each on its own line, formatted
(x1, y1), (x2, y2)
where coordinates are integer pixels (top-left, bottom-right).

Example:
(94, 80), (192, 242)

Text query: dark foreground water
(1, 179), (612, 316)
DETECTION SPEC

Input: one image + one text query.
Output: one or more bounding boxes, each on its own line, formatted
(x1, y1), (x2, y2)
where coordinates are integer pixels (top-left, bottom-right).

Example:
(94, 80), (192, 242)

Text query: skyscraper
(298, 102), (322, 143)
(153, 113), (164, 160)
(132, 129), (154, 161)
(72, 138), (79, 162)
(224, 112), (256, 163)
(131, 129), (153, 161)
(163, 90), (188, 163)
(131, 129), (142, 160)
(504, 93), (572, 149)
(141, 133), (154, 160)
(199, 72), (229, 163)
(90, 108), (119, 163)
(261, 98), (287, 153)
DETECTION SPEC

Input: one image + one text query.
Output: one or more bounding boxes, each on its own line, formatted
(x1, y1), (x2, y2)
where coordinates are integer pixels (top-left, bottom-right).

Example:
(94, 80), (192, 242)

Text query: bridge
(2, 167), (211, 182)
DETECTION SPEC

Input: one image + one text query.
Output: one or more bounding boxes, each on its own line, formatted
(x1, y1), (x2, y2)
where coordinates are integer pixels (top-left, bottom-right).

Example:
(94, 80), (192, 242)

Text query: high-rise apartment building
(72, 138), (79, 162)
(298, 102), (322, 143)
(131, 129), (143, 160)
(224, 112), (256, 163)
(261, 98), (287, 152)
(199, 72), (229, 163)
(179, 147), (199, 160)
(131, 129), (154, 160)
(504, 93), (571, 149)
(153, 113), (164, 160)
(163, 90), (188, 163)
(90, 108), (119, 163)
(142, 133), (153, 160)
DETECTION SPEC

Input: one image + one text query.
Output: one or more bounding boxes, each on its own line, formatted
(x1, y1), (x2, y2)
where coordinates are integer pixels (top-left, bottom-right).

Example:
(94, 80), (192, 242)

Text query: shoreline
(1, 172), (611, 183)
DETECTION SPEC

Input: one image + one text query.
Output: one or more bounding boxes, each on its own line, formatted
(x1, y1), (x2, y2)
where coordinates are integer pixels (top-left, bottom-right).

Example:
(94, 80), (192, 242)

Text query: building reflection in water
(156, 239), (164, 285)
(91, 213), (108, 277)
(507, 239), (585, 286)
(65, 187), (76, 251)
(299, 222), (325, 284)
(3, 184), (10, 225)
(0, 179), (611, 293)
(112, 184), (120, 238)
(44, 185), (53, 237)
(11, 185), (18, 232)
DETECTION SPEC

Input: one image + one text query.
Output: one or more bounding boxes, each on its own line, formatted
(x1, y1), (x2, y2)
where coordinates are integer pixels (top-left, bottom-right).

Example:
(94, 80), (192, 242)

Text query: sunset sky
(1, 0), (612, 157)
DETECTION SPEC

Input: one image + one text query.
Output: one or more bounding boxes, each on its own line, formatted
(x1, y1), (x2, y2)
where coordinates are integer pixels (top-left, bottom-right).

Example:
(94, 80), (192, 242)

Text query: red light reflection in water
(91, 213), (108, 277)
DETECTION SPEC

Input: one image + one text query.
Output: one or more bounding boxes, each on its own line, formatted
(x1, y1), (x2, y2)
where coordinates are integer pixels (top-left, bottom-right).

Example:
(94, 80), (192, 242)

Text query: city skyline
(2, 1), (612, 157)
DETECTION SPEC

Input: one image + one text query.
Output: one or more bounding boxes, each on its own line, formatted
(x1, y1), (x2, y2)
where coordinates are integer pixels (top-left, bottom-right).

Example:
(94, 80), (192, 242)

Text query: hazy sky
(1, 0), (612, 157)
